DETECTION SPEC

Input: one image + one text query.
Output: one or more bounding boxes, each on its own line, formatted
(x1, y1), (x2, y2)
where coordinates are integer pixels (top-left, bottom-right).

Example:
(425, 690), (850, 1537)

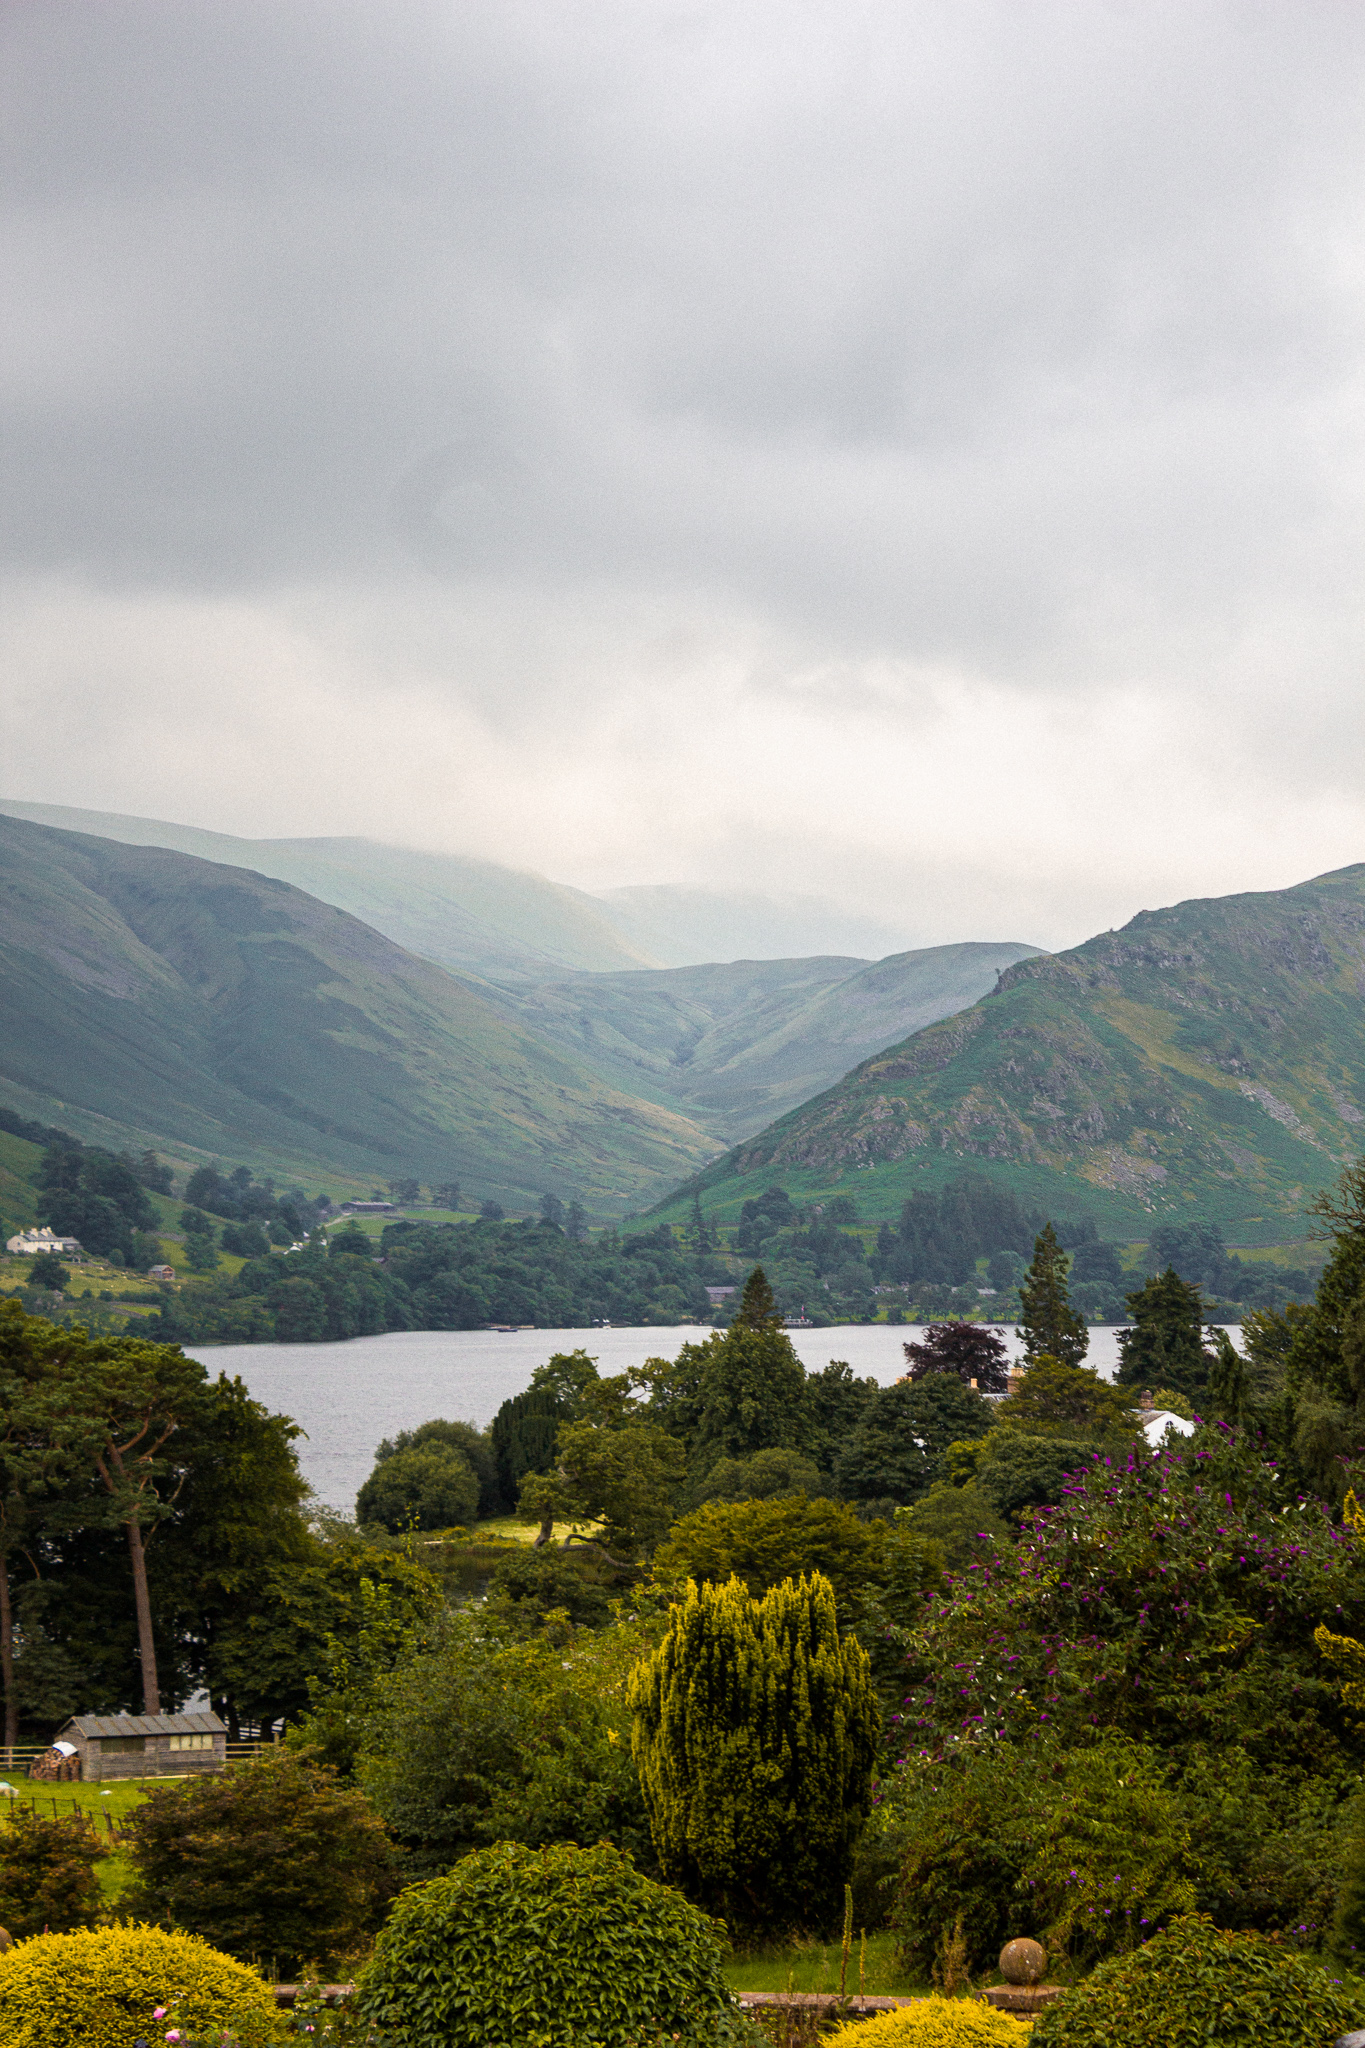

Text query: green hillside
(0, 801), (655, 979)
(491, 941), (1038, 1144)
(0, 816), (717, 1211)
(657, 862), (1365, 1242)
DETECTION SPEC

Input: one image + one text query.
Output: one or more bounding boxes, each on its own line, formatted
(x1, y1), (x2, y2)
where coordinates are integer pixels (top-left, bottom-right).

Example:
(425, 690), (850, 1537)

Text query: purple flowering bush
(879, 1429), (1365, 1973)
(893, 1428), (1364, 1768)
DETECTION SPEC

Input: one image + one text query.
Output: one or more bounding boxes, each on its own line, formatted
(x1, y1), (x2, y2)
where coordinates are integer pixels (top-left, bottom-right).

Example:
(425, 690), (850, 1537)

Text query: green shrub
(126, 1748), (399, 1972)
(1030, 1914), (1365, 2048)
(0, 1807), (105, 1937)
(654, 1496), (887, 1612)
(630, 1571), (878, 1936)
(826, 2002), (1029, 2046)
(356, 1443), (479, 1531)
(357, 1839), (743, 2048)
(485, 1543), (615, 1632)
(0, 1923), (284, 2048)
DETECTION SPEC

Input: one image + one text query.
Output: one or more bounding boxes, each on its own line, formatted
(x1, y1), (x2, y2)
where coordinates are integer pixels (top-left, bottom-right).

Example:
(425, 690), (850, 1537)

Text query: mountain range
(0, 815), (711, 1208)
(0, 811), (1028, 1209)
(663, 862), (1365, 1243)
(0, 802), (910, 975)
(4, 798), (1360, 1239)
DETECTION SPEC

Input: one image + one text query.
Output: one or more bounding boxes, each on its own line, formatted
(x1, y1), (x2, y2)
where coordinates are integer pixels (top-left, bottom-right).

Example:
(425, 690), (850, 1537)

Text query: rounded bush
(0, 1923), (283, 2048)
(357, 1443), (479, 1531)
(1030, 1915), (1365, 2048)
(358, 1839), (741, 2048)
(827, 2003), (1031, 2046)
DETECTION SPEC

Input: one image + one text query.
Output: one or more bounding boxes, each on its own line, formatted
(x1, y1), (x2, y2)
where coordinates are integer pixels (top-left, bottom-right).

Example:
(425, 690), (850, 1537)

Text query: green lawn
(724, 1932), (928, 1998)
(2, 1774), (156, 1904)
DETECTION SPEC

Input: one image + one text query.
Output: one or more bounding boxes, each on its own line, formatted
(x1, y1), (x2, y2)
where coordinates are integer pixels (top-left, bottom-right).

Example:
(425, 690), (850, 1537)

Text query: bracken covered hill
(666, 863), (1365, 1239)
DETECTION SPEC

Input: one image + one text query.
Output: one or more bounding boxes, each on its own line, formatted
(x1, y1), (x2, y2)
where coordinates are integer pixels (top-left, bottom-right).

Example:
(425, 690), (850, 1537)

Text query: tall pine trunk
(126, 1516), (160, 1715)
(0, 1552), (15, 1748)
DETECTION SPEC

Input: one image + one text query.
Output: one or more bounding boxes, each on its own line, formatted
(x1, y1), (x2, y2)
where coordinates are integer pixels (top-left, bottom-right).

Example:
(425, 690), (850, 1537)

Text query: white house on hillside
(6, 1227), (82, 1256)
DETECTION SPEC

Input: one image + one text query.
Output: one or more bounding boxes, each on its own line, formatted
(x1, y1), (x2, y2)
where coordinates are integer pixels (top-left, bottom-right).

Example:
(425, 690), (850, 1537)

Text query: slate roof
(61, 1712), (226, 1739)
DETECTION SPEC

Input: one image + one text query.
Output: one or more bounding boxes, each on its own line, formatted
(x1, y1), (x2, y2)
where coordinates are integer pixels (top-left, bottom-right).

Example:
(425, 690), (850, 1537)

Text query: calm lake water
(185, 1321), (1209, 1512)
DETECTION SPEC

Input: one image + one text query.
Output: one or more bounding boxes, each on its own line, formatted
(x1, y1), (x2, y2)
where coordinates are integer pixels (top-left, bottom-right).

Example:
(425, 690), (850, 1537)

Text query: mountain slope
(0, 801), (655, 978)
(0, 816), (717, 1208)
(663, 864), (1365, 1239)
(492, 941), (1039, 1143)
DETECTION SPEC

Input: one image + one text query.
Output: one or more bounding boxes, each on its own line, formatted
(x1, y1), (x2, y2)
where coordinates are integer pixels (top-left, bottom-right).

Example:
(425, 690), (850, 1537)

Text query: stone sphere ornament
(999, 1938), (1047, 1985)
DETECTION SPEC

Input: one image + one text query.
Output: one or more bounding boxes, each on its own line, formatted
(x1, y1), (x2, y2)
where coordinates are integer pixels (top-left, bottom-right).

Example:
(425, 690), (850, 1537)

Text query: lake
(186, 1320), (1206, 1512)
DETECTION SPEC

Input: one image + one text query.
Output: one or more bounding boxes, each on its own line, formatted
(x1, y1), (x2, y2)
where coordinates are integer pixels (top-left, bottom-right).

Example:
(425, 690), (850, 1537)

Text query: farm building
(52, 1711), (227, 1782)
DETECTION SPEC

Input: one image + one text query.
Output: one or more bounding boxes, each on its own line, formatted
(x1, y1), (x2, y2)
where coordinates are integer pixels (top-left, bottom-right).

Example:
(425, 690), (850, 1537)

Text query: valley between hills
(1, 800), (1361, 1250)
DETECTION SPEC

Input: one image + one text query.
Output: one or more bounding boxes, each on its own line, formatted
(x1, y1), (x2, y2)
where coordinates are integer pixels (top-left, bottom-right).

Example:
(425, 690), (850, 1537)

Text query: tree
(372, 1418), (497, 1517)
(209, 1544), (441, 1738)
(655, 1493), (887, 1612)
(358, 1446), (479, 1532)
(565, 1200), (588, 1243)
(0, 1307), (105, 1742)
(901, 1321), (1010, 1394)
(975, 1431), (1104, 1521)
(733, 1265), (781, 1329)
(388, 1178), (421, 1205)
(1288, 1156), (1365, 1404)
(539, 1193), (566, 1228)
(1018, 1224), (1088, 1366)
(689, 1446), (824, 1506)
(629, 1571), (878, 1935)
(0, 1809), (106, 1937)
(67, 1336), (210, 1715)
(432, 1181), (462, 1211)
(519, 1391), (685, 1561)
(803, 1360), (879, 1476)
(126, 1748), (399, 1972)
(490, 1387), (568, 1511)
(835, 1377), (993, 1504)
(685, 1306), (809, 1477)
(1117, 1268), (1211, 1396)
(356, 1607), (657, 1874)
(993, 1354), (1140, 1440)
(897, 1482), (1007, 1572)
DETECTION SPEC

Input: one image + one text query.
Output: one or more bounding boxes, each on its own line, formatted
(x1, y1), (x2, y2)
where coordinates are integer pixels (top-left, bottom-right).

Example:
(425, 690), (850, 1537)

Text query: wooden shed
(54, 1711), (227, 1782)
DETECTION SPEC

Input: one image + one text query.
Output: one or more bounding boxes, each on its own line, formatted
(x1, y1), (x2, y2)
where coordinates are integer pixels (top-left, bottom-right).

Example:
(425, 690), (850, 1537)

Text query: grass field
(723, 1932), (928, 1997)
(1, 1775), (156, 1904)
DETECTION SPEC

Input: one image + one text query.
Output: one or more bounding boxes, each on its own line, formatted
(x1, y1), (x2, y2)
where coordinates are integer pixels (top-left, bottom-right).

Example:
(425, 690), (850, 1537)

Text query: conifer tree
(1018, 1223), (1088, 1367)
(1116, 1267), (1209, 1396)
(733, 1266), (781, 1329)
(629, 1571), (877, 1935)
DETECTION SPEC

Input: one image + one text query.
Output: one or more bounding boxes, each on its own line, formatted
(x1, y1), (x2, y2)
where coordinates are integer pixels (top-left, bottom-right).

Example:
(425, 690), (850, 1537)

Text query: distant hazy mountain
(0, 802), (654, 978)
(494, 942), (1040, 1143)
(0, 802), (913, 972)
(663, 864), (1365, 1240)
(588, 885), (914, 968)
(0, 816), (716, 1208)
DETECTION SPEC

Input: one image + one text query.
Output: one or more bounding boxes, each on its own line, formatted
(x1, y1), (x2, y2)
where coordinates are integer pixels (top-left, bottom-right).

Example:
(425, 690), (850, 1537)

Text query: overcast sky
(2, 1), (1362, 951)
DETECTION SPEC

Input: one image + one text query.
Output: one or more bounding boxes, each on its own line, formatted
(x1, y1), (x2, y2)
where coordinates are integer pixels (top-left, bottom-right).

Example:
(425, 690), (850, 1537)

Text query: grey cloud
(1, 1), (1363, 944)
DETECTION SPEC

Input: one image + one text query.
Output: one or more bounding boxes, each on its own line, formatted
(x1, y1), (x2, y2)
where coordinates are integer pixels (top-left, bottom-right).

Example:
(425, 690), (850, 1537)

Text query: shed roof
(61, 1712), (226, 1739)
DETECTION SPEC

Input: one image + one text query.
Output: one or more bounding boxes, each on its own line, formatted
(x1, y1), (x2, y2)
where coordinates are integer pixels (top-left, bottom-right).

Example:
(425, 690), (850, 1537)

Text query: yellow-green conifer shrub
(827, 2004), (1030, 2046)
(0, 1923), (285, 2048)
(629, 1570), (878, 1936)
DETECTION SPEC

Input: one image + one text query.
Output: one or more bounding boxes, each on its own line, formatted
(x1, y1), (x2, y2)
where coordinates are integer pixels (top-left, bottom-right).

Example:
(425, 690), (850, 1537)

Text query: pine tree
(1018, 1223), (1088, 1367)
(733, 1266), (781, 1330)
(1116, 1267), (1209, 1396)
(629, 1570), (877, 1935)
